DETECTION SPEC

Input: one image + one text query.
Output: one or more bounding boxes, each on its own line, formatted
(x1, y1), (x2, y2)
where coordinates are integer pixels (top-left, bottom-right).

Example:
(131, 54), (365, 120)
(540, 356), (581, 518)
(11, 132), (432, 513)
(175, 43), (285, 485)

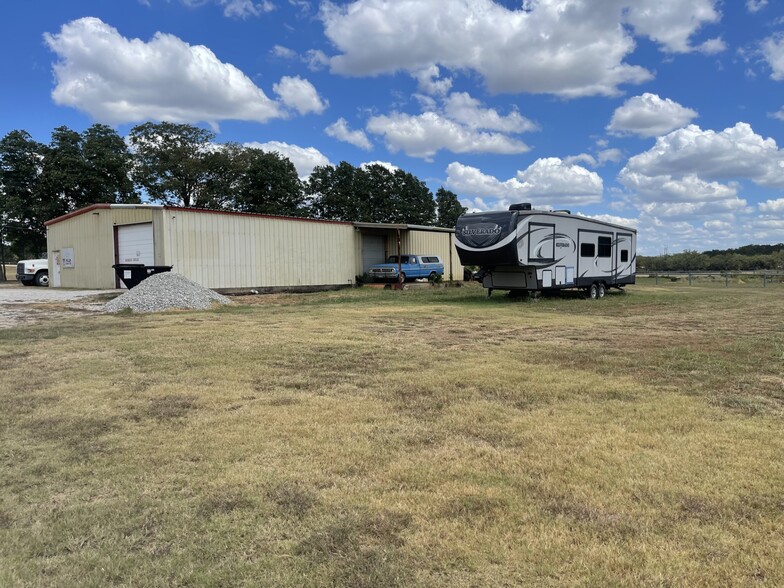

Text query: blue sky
(2, 0), (784, 254)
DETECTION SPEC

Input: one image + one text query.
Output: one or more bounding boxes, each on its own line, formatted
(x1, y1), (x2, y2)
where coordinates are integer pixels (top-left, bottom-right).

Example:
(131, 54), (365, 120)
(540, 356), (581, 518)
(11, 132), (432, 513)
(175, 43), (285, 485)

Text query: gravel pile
(105, 272), (231, 313)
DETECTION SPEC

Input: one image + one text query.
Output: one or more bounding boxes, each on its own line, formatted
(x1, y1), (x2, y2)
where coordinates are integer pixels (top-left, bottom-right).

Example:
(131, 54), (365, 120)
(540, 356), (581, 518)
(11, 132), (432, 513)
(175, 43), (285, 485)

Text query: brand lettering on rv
(461, 225), (501, 236)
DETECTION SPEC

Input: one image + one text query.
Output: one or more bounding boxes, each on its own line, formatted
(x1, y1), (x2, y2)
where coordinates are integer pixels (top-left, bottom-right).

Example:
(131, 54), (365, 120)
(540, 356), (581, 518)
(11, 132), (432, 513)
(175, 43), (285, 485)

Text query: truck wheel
(399, 272), (406, 282)
(35, 271), (49, 287)
(589, 283), (599, 299)
(428, 272), (437, 281)
(597, 283), (606, 298)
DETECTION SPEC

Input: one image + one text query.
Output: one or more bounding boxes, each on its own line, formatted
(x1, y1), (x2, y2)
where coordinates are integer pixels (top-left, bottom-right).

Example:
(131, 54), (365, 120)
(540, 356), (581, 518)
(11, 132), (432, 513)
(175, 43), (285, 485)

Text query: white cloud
(44, 17), (283, 125)
(360, 160), (399, 172)
(320, 0), (724, 97)
(620, 123), (784, 189)
(704, 219), (732, 230)
(443, 92), (538, 133)
(598, 148), (623, 164)
(620, 171), (739, 203)
(273, 76), (328, 115)
(587, 213), (640, 229)
(696, 38), (727, 55)
(305, 49), (330, 71)
(639, 199), (748, 220)
(614, 123), (784, 228)
(759, 198), (784, 213)
(244, 140), (331, 178)
(445, 158), (603, 207)
(325, 117), (373, 150)
(321, 0), (652, 97)
(747, 0), (768, 13)
(271, 44), (297, 59)
(608, 93), (698, 137)
(564, 153), (598, 167)
(367, 112), (530, 160)
(414, 65), (453, 96)
(564, 148), (623, 168)
(220, 0), (274, 18)
(623, 0), (722, 54)
(761, 34), (784, 81)
(772, 108), (784, 121)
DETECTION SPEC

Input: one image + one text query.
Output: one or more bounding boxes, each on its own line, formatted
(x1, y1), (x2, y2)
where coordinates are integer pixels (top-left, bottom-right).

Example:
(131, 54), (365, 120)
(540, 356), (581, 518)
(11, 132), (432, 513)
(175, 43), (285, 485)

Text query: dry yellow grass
(0, 281), (782, 586)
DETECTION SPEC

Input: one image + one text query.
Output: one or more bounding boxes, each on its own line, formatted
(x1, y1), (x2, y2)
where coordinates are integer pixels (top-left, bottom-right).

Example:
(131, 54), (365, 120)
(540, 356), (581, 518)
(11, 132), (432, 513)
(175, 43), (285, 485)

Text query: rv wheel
(597, 283), (606, 298)
(589, 283), (599, 299)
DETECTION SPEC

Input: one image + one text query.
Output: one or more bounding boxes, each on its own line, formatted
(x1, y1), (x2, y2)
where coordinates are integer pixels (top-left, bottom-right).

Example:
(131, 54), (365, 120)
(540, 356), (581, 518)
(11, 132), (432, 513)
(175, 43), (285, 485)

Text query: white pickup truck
(16, 258), (49, 286)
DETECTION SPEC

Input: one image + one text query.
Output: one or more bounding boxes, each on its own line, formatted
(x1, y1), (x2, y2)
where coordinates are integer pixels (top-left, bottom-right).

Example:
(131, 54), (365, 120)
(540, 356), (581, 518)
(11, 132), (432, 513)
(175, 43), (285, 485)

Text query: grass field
(1, 281), (782, 587)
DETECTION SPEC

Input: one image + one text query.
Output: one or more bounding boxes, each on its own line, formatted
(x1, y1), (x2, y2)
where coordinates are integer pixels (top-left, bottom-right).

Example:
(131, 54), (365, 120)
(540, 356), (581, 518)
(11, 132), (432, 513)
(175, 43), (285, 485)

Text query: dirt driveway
(0, 282), (120, 328)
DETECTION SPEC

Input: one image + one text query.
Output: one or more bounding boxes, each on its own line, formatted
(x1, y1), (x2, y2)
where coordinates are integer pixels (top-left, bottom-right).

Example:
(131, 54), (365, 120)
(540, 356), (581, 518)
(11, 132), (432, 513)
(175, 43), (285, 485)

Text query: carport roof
(353, 222), (455, 233)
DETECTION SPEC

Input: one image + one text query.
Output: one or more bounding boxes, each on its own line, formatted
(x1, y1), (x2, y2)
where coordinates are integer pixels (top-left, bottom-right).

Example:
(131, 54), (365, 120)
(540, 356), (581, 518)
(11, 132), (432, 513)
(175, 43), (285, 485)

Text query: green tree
(308, 162), (437, 225)
(435, 187), (466, 228)
(233, 149), (306, 216)
(36, 126), (90, 213)
(82, 124), (138, 204)
(308, 162), (368, 221)
(0, 130), (48, 259)
(128, 122), (215, 207)
(198, 142), (246, 210)
(386, 168), (436, 225)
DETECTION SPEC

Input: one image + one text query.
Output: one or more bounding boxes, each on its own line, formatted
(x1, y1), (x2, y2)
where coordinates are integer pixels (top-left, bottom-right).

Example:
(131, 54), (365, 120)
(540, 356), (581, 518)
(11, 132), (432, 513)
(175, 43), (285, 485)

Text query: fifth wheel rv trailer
(455, 203), (636, 298)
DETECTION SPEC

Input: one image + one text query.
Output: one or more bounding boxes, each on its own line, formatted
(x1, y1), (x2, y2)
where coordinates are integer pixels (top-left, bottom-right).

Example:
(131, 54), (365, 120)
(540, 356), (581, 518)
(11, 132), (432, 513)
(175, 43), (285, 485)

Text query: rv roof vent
(553, 209), (571, 215)
(509, 203), (532, 211)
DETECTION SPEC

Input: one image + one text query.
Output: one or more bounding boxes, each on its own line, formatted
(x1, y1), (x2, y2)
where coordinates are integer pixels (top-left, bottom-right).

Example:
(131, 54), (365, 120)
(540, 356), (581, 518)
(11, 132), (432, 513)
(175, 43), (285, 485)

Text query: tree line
(639, 247), (784, 272)
(0, 122), (466, 260)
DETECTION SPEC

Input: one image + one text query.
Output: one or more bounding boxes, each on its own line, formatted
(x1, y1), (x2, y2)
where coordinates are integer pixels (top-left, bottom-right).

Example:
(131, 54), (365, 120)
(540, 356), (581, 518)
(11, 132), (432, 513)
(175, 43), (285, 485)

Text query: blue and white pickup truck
(368, 255), (444, 282)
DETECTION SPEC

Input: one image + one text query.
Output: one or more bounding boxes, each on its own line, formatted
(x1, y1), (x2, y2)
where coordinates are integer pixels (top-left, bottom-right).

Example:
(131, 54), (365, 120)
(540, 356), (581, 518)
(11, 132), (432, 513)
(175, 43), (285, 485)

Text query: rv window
(580, 243), (595, 257)
(621, 249), (629, 263)
(598, 236), (612, 258)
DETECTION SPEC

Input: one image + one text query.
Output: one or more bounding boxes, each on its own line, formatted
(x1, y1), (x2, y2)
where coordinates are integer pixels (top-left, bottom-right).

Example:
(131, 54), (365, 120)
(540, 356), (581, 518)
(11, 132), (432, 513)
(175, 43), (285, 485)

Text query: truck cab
(368, 255), (444, 283)
(16, 258), (49, 287)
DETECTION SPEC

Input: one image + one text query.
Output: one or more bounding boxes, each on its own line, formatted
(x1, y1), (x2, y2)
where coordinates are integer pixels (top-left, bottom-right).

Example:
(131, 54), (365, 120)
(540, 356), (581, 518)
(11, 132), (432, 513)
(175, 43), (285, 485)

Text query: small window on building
(580, 243), (595, 257)
(598, 236), (612, 258)
(620, 249), (629, 263)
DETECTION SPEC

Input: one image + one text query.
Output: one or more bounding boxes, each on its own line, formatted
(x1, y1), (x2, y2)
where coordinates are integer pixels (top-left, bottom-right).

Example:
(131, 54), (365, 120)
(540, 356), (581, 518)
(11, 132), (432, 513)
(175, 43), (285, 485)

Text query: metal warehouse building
(45, 204), (464, 290)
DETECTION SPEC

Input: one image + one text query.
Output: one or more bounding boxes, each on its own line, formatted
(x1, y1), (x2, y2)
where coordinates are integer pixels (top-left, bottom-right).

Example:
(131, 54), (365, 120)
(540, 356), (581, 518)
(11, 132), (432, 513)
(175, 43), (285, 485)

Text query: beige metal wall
(387, 229), (464, 281)
(47, 207), (155, 288)
(159, 209), (356, 288)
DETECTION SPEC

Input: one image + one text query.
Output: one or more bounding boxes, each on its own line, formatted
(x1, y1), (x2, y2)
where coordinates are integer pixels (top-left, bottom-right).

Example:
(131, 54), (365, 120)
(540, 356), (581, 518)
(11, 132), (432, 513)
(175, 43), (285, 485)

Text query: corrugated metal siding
(46, 208), (154, 288)
(162, 210), (356, 288)
(400, 230), (464, 280)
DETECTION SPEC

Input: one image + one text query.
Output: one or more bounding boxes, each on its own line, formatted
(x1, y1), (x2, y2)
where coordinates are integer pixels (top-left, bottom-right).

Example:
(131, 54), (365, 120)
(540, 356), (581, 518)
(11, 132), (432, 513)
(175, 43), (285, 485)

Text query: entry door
(616, 233), (634, 279)
(116, 223), (154, 288)
(362, 234), (386, 274)
(52, 251), (62, 287)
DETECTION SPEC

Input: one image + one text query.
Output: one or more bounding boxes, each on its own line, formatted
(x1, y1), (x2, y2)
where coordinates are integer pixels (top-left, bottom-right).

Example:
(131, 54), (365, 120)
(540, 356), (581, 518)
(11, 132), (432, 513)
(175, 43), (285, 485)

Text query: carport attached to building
(46, 204), (463, 289)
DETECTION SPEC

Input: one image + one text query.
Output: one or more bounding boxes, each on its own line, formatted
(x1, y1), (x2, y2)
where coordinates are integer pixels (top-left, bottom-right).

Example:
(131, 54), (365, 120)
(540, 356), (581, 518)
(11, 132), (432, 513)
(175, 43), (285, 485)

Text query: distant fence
(643, 271), (784, 287)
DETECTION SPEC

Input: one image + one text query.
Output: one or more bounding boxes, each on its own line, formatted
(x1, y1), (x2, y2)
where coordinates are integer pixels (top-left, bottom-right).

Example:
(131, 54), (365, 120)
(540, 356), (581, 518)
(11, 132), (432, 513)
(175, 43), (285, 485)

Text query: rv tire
(597, 283), (606, 298)
(588, 283), (599, 299)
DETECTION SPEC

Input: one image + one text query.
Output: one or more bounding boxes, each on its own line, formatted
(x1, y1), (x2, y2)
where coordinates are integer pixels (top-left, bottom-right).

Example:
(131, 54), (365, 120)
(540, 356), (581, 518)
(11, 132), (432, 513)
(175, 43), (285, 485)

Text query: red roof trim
(45, 204), (113, 226)
(162, 206), (354, 226)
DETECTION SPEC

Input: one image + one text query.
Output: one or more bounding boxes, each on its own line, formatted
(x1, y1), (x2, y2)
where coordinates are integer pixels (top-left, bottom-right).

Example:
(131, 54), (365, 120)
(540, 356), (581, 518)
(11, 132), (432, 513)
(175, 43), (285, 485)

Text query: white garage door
(116, 223), (154, 287)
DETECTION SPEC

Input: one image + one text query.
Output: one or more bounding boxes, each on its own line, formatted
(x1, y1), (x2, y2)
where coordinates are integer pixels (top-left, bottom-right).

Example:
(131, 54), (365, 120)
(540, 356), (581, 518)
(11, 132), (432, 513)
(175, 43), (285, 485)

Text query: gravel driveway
(0, 282), (120, 328)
